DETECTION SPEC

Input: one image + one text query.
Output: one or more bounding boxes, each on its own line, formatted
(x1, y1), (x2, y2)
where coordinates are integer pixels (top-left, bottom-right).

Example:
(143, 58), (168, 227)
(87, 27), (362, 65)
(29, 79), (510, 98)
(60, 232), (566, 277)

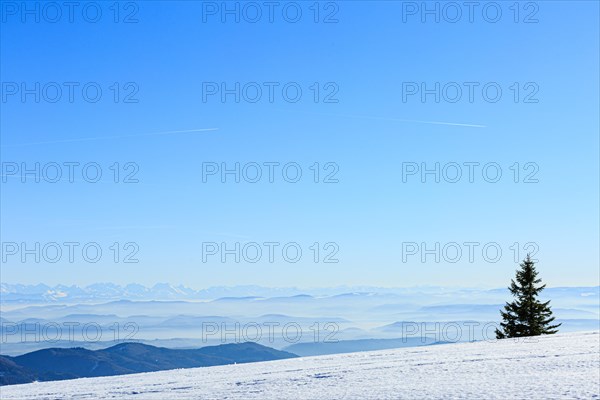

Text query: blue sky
(1, 1), (598, 288)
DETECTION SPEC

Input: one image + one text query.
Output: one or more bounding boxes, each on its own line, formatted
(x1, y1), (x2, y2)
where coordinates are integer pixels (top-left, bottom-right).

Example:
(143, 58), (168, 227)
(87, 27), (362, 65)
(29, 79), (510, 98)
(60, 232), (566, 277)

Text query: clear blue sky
(1, 1), (598, 288)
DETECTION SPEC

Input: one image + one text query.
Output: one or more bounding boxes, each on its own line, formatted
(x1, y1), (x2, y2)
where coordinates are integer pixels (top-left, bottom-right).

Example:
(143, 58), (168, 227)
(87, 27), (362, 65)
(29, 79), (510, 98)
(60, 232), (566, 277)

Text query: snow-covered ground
(2, 331), (599, 399)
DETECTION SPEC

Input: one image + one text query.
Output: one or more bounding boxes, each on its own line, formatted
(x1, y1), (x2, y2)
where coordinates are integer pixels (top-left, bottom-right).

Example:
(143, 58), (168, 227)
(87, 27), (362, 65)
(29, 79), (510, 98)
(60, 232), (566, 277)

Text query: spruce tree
(495, 255), (561, 339)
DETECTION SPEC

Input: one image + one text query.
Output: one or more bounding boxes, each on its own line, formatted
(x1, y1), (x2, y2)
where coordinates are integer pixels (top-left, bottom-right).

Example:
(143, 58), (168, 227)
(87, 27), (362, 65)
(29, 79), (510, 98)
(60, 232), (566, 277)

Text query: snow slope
(2, 331), (599, 399)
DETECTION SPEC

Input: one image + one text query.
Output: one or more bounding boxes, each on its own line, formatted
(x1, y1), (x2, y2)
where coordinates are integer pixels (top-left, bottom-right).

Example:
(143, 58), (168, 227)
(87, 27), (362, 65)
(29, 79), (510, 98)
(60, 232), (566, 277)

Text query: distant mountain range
(0, 283), (454, 303)
(0, 342), (297, 386)
(2, 283), (598, 304)
(2, 284), (597, 359)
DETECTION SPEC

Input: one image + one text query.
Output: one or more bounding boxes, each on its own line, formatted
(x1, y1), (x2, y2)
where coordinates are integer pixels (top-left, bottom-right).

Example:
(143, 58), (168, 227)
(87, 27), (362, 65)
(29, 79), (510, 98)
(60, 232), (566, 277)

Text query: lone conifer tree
(495, 255), (561, 339)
